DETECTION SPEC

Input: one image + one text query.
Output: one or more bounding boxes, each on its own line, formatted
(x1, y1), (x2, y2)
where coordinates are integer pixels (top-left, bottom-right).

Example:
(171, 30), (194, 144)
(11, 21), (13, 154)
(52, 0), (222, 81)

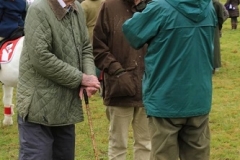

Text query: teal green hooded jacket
(122, 0), (217, 118)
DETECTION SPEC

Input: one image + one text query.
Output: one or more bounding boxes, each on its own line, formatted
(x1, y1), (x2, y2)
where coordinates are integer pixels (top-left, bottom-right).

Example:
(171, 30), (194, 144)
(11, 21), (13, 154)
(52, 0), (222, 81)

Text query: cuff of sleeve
(108, 62), (123, 75)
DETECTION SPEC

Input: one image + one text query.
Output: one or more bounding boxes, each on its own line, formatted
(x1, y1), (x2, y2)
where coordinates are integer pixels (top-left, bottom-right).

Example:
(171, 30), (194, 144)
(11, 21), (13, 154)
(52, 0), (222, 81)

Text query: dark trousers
(18, 115), (75, 160)
(231, 17), (238, 29)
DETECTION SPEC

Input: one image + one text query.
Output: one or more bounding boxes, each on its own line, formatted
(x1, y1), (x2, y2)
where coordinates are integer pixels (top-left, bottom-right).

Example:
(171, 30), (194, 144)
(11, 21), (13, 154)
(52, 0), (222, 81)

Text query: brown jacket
(213, 0), (225, 68)
(93, 0), (146, 107)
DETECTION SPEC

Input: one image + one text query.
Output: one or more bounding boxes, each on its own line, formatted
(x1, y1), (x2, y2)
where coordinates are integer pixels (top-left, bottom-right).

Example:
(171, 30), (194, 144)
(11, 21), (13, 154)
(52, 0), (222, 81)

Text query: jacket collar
(47, 0), (78, 20)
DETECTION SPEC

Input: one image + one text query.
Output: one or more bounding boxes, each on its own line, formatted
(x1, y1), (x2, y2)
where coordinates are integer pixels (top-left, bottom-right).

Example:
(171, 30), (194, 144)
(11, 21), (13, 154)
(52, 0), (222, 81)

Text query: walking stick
(83, 89), (99, 160)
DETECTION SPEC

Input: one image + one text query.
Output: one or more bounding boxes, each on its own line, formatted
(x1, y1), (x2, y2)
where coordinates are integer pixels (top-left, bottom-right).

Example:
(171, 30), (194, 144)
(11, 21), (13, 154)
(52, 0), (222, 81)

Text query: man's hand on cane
(79, 74), (101, 99)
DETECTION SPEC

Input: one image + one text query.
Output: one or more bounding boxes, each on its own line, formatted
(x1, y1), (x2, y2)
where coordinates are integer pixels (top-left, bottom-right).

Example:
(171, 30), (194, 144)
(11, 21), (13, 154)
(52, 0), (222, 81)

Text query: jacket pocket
(107, 71), (136, 98)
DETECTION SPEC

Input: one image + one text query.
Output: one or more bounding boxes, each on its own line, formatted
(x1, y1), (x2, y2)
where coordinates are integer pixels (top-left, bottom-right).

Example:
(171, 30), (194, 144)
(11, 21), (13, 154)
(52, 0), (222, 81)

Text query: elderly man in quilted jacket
(16, 0), (100, 159)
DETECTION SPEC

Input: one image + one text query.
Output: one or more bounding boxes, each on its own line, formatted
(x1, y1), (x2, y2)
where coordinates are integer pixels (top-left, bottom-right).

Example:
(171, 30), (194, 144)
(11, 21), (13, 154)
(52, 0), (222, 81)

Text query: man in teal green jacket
(122, 0), (217, 159)
(17, 0), (100, 159)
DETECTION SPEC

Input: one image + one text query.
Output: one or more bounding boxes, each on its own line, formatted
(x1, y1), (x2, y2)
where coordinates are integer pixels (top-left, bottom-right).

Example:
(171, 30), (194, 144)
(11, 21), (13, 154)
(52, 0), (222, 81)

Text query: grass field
(1, 15), (240, 160)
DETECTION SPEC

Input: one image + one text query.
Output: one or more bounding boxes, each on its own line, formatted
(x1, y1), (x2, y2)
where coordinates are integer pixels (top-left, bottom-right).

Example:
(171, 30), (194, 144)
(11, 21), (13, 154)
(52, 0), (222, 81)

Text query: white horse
(0, 37), (24, 126)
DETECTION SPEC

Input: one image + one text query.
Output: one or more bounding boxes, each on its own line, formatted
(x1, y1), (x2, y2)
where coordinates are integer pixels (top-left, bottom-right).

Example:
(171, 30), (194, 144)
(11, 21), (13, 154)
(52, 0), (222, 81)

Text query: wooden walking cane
(83, 89), (99, 160)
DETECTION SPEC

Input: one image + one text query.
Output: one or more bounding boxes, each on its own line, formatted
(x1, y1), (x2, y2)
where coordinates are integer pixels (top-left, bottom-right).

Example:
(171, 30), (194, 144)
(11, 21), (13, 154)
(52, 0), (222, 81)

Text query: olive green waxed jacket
(16, 0), (95, 126)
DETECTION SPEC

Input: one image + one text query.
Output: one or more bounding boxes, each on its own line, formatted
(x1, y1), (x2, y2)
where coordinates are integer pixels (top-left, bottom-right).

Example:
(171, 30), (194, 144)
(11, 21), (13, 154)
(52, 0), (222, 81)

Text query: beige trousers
(149, 114), (210, 160)
(0, 37), (4, 41)
(106, 106), (151, 160)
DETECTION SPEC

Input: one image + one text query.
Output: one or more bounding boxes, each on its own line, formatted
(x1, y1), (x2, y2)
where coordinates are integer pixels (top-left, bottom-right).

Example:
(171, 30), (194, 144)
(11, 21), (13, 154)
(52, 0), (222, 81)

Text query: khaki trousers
(106, 106), (151, 160)
(149, 114), (210, 160)
(0, 37), (4, 41)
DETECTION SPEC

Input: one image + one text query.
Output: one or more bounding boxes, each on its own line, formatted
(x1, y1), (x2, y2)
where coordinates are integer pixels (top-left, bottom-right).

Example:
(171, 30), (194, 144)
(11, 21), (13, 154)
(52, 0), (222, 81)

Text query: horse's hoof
(2, 116), (13, 126)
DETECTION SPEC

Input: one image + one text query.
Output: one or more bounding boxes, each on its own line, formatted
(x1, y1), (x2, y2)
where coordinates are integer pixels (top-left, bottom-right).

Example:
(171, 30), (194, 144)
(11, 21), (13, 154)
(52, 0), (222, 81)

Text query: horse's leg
(2, 85), (14, 126)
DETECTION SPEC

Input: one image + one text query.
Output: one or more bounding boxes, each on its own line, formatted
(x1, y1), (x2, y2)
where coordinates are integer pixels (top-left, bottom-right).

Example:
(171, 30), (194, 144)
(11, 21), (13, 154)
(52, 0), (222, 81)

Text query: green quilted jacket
(16, 0), (95, 126)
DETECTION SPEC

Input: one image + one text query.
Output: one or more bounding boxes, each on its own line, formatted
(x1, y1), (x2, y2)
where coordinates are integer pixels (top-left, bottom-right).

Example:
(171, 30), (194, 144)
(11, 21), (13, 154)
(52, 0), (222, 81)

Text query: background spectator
(225, 0), (240, 29)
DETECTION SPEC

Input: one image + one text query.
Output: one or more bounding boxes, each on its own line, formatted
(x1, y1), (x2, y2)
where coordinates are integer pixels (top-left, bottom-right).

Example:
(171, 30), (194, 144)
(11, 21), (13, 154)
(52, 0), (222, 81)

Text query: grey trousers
(149, 114), (210, 160)
(18, 115), (75, 160)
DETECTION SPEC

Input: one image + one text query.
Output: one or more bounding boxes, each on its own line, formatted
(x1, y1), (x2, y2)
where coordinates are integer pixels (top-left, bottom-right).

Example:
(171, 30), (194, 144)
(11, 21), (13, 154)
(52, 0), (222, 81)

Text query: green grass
(1, 18), (240, 160)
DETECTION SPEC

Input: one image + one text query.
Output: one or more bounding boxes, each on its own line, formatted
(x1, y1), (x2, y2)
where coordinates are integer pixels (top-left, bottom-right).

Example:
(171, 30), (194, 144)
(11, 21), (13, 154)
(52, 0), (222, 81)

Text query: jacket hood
(166, 0), (212, 22)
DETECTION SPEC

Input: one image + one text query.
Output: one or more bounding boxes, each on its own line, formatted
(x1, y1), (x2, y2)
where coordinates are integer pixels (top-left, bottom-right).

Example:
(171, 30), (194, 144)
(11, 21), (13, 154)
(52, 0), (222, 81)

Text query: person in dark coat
(225, 0), (240, 29)
(0, 0), (27, 43)
(213, 0), (225, 72)
(93, 0), (151, 159)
